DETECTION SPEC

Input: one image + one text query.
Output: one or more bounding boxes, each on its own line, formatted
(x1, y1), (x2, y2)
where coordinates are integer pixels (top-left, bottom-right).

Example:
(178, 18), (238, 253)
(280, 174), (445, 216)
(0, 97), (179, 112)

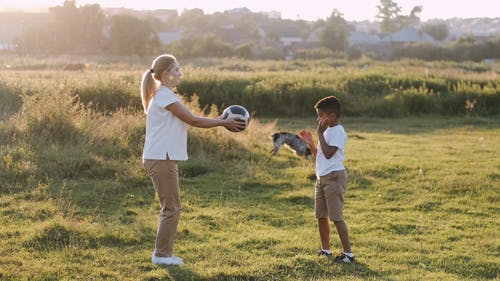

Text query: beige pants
(143, 159), (181, 257)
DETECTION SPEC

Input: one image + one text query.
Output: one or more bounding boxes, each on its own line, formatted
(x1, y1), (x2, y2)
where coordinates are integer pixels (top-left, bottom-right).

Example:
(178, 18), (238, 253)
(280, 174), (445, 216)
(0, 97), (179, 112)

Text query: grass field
(1, 112), (499, 280)
(0, 56), (499, 280)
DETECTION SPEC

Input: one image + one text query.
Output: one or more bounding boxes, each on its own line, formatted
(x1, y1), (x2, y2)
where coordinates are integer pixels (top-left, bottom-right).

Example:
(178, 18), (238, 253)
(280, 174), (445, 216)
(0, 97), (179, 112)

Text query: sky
(1, 0), (499, 21)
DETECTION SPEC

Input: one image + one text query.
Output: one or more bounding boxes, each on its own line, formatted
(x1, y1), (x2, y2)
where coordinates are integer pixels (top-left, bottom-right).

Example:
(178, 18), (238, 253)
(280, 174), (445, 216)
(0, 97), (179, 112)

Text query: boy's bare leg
(318, 218), (330, 250)
(334, 220), (351, 253)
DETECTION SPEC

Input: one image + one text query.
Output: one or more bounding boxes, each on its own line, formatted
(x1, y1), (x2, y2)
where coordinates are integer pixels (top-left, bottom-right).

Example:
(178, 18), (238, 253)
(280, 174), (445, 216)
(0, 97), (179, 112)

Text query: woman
(141, 54), (245, 265)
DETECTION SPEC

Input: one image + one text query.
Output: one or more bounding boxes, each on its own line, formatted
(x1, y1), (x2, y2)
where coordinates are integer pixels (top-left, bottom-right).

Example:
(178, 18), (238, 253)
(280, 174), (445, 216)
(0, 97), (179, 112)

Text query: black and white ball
(221, 105), (250, 132)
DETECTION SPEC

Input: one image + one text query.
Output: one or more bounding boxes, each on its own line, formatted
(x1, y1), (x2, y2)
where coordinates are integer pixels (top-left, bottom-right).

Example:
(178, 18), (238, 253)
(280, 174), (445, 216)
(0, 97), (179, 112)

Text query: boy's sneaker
(151, 255), (184, 265)
(317, 249), (333, 256)
(334, 253), (356, 263)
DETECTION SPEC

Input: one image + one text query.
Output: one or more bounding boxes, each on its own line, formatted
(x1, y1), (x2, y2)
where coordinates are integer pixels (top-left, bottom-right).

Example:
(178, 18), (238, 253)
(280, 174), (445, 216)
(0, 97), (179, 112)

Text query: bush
(0, 81), (22, 120)
(20, 88), (84, 144)
(384, 88), (440, 116)
(295, 47), (334, 60)
(178, 68), (500, 117)
(2, 59), (499, 123)
(73, 78), (140, 112)
(253, 46), (284, 60)
(389, 36), (500, 62)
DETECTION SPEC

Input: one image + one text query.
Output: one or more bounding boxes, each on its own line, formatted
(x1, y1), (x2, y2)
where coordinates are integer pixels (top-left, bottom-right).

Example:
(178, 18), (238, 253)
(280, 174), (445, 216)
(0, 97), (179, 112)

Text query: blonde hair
(140, 54), (177, 113)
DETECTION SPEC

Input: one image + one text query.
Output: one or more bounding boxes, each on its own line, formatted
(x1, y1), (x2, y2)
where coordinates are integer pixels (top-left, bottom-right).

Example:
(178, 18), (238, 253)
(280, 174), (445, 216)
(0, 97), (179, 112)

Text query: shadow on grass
(23, 221), (154, 251)
(333, 261), (384, 280)
(138, 264), (206, 281)
(338, 262), (391, 280)
(20, 124), (255, 219)
(160, 266), (204, 281)
(274, 258), (383, 281)
(199, 264), (382, 281)
(428, 255), (499, 280)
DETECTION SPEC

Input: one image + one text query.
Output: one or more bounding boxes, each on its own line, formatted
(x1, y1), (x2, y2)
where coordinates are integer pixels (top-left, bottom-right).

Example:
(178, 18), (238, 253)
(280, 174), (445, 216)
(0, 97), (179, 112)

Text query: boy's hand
(317, 117), (328, 134)
(298, 130), (314, 147)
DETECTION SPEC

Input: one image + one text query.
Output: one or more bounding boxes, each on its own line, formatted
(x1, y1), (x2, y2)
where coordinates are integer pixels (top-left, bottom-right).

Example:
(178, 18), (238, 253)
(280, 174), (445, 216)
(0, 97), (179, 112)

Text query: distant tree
(235, 42), (254, 59)
(482, 36), (500, 59)
(108, 14), (159, 55)
(312, 19), (325, 30)
(177, 8), (211, 34)
(408, 6), (422, 25)
(143, 13), (166, 32)
(456, 35), (476, 45)
(168, 34), (234, 58)
(319, 10), (349, 52)
(254, 46), (283, 60)
(422, 21), (449, 41)
(50, 0), (80, 52)
(79, 4), (105, 52)
(377, 1), (424, 33)
(15, 26), (55, 54)
(376, 0), (401, 34)
(17, 0), (105, 54)
(397, 6), (422, 28)
(389, 35), (500, 61)
(196, 34), (234, 57)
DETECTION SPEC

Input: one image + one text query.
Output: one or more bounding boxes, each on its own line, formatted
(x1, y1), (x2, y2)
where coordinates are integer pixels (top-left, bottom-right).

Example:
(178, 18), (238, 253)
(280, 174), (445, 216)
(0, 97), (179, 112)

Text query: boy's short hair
(315, 96), (342, 117)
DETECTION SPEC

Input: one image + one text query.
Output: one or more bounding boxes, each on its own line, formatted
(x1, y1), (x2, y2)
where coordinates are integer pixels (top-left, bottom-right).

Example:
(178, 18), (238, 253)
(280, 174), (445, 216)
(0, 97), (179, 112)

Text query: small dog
(270, 132), (311, 157)
(63, 63), (88, 71)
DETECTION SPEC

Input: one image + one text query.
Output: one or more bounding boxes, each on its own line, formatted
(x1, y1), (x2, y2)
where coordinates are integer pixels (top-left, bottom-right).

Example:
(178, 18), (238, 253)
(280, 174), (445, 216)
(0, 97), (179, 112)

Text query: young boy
(299, 96), (355, 263)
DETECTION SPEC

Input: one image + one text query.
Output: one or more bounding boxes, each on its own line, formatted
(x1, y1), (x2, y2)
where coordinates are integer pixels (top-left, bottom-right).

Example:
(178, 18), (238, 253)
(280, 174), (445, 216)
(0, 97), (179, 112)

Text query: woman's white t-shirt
(315, 124), (347, 177)
(143, 86), (188, 161)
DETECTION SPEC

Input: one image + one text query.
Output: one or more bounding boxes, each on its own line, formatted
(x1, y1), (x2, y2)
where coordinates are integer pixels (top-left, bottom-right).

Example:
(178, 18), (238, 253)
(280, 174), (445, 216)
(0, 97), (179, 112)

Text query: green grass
(1, 57), (499, 280)
(1, 114), (499, 280)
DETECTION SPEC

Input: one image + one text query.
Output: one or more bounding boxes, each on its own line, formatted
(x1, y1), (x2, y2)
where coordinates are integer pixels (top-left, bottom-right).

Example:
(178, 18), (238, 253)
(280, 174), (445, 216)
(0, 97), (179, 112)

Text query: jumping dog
(270, 132), (311, 157)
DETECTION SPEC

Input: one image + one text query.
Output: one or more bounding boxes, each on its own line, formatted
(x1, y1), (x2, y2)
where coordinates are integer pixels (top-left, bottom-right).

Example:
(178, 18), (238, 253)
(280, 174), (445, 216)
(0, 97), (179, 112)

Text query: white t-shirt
(142, 86), (188, 160)
(316, 124), (347, 176)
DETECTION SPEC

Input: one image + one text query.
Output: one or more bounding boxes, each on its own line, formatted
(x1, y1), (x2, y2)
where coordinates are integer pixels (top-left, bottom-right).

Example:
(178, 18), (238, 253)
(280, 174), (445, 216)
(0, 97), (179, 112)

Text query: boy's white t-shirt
(143, 86), (188, 161)
(316, 124), (347, 177)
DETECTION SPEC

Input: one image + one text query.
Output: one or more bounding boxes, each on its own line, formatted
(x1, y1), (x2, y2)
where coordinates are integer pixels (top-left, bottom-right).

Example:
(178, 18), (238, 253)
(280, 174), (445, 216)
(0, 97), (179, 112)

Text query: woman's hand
(221, 116), (246, 132)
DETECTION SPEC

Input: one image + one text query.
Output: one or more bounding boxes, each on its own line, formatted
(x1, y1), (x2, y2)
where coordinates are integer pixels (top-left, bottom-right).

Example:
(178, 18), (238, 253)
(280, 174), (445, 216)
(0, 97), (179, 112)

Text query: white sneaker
(151, 255), (184, 265)
(171, 255), (184, 263)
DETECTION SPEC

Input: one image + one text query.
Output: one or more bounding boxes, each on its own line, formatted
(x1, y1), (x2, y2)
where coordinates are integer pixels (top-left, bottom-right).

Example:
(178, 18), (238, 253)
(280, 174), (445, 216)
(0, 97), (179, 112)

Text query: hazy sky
(1, 0), (499, 21)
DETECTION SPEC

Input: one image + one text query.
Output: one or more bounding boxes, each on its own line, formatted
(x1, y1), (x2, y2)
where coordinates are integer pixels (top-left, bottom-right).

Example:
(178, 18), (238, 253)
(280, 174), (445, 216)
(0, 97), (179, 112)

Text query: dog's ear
(270, 133), (279, 141)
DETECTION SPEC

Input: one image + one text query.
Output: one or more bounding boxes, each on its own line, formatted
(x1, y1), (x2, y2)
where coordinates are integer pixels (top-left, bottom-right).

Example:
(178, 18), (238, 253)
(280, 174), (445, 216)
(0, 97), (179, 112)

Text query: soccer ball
(221, 105), (250, 132)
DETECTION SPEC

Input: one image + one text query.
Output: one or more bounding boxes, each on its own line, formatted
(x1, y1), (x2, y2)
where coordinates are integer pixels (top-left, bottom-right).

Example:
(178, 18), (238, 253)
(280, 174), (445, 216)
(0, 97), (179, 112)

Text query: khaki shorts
(315, 170), (347, 221)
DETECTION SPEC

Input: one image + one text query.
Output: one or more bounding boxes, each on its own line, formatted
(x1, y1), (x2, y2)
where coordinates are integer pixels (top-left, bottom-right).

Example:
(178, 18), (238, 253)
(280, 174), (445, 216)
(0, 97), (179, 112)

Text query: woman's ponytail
(140, 54), (177, 113)
(141, 69), (156, 113)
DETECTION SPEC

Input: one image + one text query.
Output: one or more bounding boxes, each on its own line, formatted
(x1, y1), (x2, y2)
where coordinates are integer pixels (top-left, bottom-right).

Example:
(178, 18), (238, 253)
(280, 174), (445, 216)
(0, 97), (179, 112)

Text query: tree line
(15, 1), (158, 55)
(12, 0), (500, 62)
